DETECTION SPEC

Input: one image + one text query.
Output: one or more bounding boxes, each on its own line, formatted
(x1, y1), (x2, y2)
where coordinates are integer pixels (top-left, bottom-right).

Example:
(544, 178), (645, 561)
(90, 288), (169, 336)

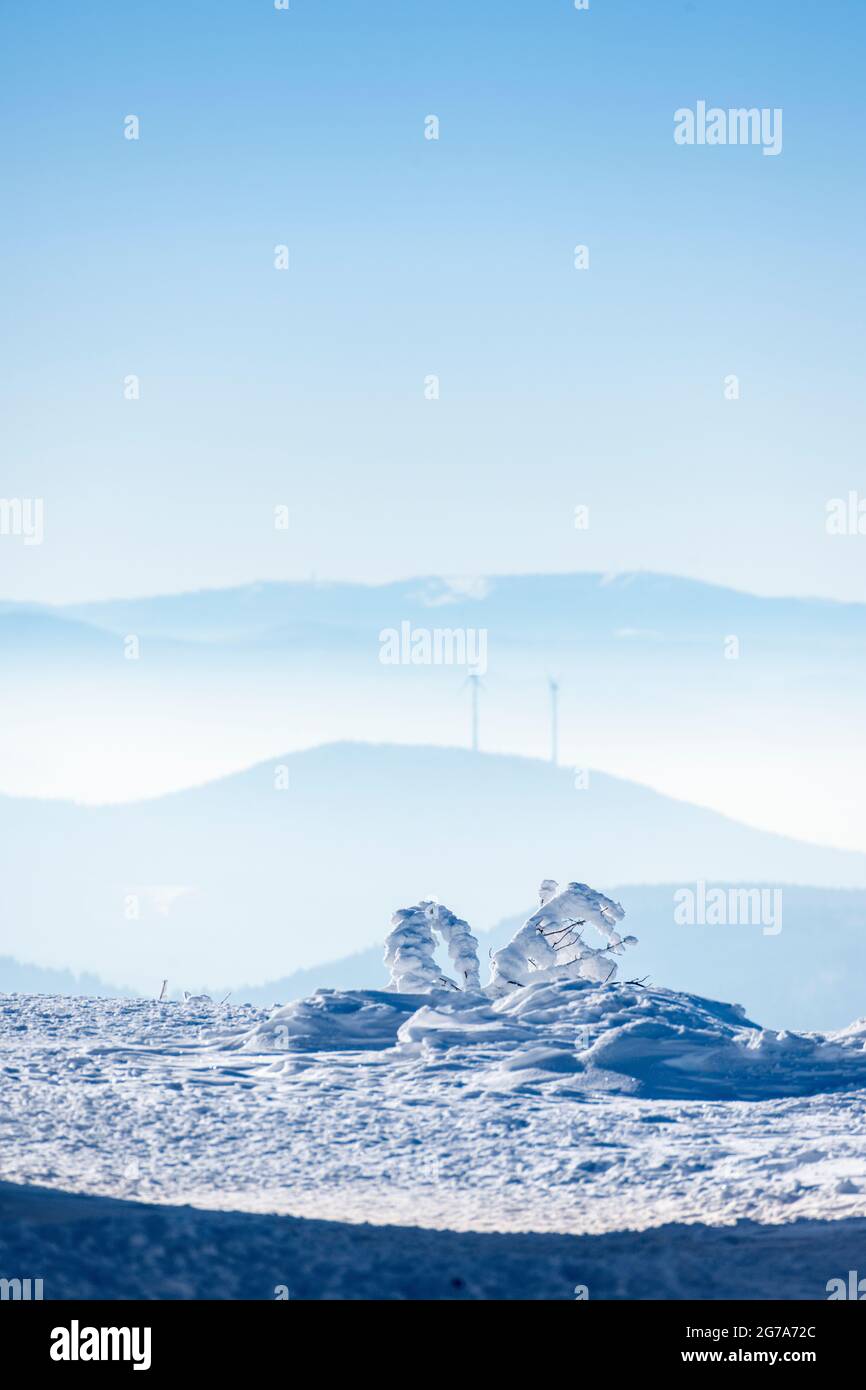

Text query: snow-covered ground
(3, 978), (866, 1297)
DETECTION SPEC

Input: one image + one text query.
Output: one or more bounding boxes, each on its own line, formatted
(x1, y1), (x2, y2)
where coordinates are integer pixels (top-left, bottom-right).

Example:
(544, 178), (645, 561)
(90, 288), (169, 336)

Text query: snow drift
(242, 977), (866, 1100)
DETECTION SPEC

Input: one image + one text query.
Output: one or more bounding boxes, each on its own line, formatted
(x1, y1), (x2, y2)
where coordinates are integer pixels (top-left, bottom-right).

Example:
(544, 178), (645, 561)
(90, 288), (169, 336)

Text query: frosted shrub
(488, 880), (636, 996)
(435, 907), (481, 990)
(384, 901), (481, 993)
(385, 881), (635, 997)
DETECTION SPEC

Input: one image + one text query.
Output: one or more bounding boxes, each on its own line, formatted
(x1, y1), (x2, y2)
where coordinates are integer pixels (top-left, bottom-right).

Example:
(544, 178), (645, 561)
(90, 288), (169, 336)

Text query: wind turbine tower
(548, 676), (559, 765)
(467, 673), (482, 752)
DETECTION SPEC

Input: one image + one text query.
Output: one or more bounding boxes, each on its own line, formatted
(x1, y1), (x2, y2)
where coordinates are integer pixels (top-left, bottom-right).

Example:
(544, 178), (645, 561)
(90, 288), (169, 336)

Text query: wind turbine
(548, 675), (560, 765)
(464, 672), (485, 752)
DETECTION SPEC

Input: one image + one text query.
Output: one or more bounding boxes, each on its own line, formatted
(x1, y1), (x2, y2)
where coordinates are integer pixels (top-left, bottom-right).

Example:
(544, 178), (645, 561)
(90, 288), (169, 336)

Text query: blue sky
(2, 0), (865, 602)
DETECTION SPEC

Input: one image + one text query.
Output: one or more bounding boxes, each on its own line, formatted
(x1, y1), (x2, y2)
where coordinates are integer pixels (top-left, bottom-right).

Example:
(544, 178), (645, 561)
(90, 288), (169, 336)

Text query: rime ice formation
(436, 907), (482, 991)
(384, 901), (481, 993)
(487, 880), (636, 996)
(384, 903), (447, 993)
(384, 881), (634, 997)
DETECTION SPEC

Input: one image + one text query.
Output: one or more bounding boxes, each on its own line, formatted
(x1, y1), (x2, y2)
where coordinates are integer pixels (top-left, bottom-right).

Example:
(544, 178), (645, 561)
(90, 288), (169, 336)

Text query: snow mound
(236, 977), (866, 1101)
(238, 989), (432, 1053)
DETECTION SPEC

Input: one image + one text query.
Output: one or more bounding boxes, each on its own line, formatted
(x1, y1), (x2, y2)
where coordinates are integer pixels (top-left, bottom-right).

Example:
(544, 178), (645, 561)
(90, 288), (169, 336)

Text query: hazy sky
(2, 0), (865, 603)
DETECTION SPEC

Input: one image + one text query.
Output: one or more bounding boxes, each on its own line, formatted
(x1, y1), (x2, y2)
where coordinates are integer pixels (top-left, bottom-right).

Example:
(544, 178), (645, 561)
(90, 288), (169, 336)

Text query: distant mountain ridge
(51, 570), (866, 646)
(2, 573), (866, 854)
(0, 958), (132, 999)
(5, 568), (866, 647)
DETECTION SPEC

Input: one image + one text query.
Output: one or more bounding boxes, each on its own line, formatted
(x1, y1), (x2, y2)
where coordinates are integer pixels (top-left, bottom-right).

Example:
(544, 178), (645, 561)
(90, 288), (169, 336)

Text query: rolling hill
(4, 742), (866, 1021)
(1, 572), (864, 855)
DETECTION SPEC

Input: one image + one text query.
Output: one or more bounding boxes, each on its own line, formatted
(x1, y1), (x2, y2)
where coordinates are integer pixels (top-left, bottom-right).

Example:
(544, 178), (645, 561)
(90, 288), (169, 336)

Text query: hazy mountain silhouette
(2, 573), (864, 855)
(4, 743), (866, 1012)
